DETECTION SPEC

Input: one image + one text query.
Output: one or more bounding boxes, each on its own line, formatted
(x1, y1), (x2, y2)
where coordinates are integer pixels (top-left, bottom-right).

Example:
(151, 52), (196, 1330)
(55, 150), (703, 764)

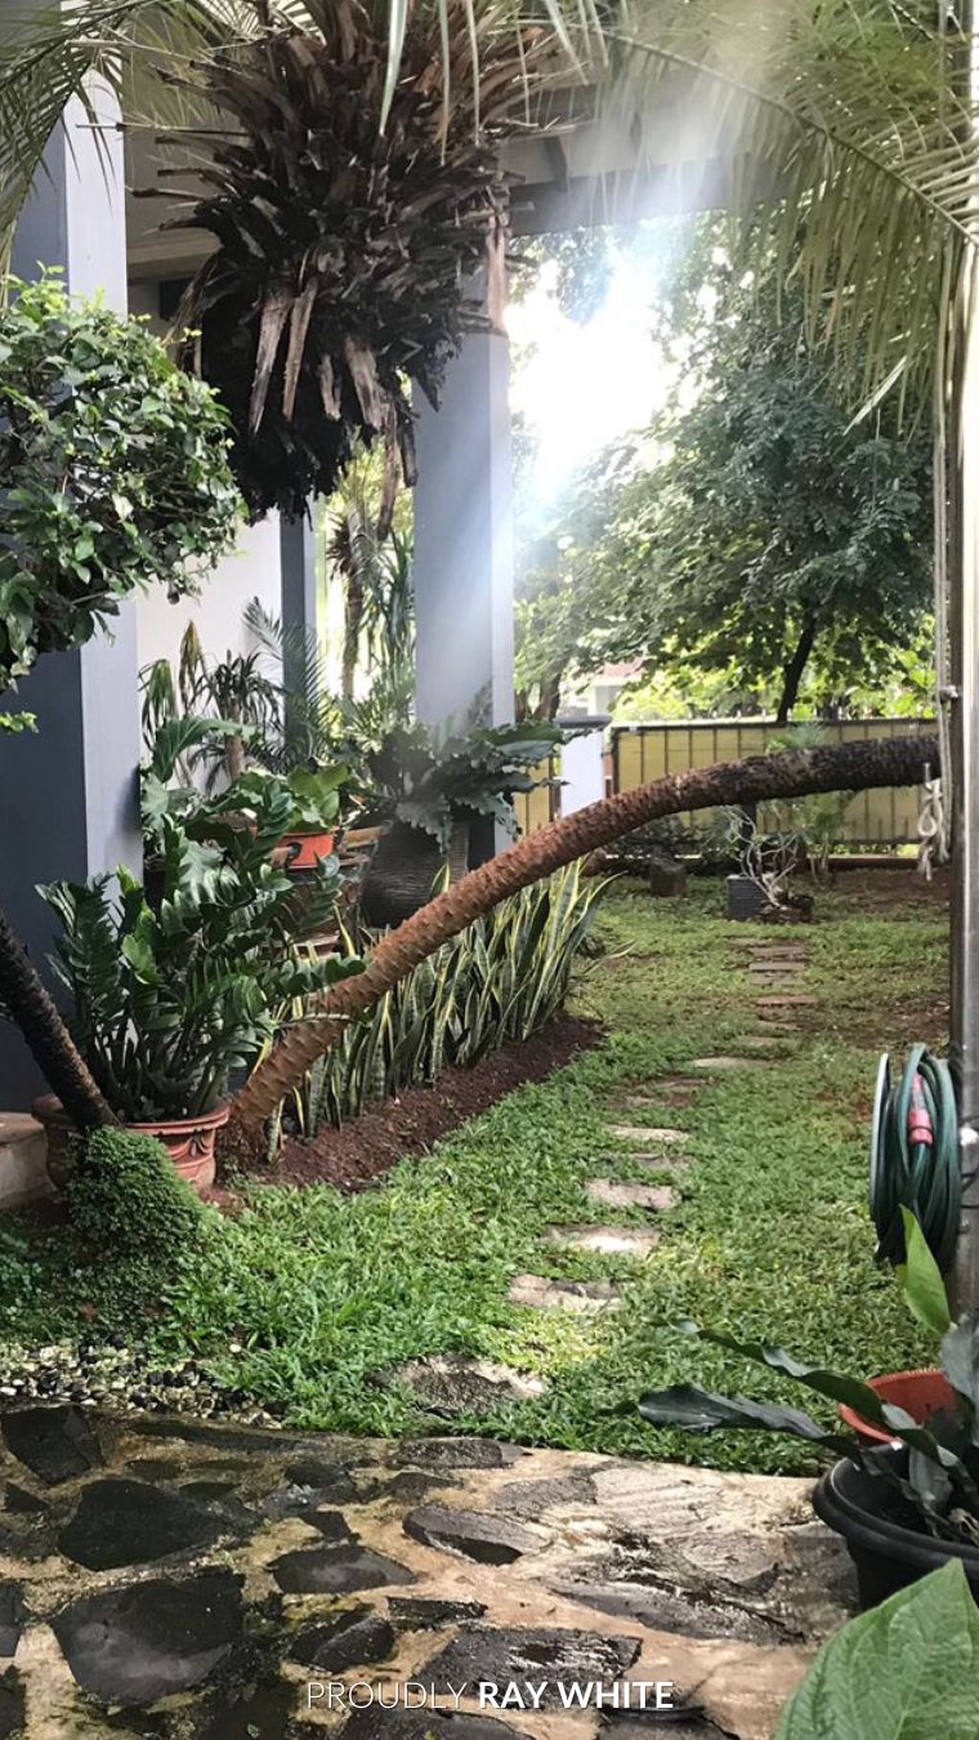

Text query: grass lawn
(0, 870), (945, 1472)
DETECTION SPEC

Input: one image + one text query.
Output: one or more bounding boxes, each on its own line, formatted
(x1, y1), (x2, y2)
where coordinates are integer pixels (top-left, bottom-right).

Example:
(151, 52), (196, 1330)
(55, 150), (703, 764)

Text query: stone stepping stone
(690, 1055), (772, 1072)
(634, 1153), (693, 1175)
(586, 1179), (679, 1212)
(755, 994), (818, 1009)
(377, 1355), (546, 1414)
(548, 1224), (660, 1257)
(730, 1034), (789, 1052)
(740, 939), (809, 955)
(508, 1273), (621, 1312)
(624, 1079), (701, 1106)
(747, 958), (805, 973)
(608, 1124), (688, 1144)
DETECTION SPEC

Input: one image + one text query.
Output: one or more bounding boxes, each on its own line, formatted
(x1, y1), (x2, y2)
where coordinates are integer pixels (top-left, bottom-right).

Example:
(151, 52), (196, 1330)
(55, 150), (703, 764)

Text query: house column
(412, 323), (515, 731)
(0, 66), (139, 1107)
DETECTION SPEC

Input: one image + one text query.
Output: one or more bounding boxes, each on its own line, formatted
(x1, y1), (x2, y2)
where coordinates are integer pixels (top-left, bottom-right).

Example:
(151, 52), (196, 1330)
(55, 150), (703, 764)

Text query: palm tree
(229, 729), (935, 1134)
(0, 0), (971, 1140)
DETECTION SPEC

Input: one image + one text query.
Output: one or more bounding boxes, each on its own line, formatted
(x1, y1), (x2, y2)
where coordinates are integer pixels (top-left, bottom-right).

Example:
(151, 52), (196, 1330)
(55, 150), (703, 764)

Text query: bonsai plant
(358, 719), (565, 926)
(32, 780), (361, 1190)
(636, 1213), (979, 1608)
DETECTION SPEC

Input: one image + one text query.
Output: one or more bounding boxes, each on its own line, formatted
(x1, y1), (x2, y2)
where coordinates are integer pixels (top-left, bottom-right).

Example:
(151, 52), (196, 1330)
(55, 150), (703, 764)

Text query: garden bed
(267, 1015), (601, 1191)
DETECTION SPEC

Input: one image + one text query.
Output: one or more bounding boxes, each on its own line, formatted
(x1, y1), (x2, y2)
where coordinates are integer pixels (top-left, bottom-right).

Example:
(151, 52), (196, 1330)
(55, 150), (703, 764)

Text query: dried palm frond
(138, 1), (555, 516)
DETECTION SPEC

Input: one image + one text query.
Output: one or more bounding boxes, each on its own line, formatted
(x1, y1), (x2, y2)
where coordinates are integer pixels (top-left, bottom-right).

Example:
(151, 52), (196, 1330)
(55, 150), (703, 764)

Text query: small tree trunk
(0, 905), (117, 1132)
(229, 731), (935, 1140)
(775, 615), (819, 725)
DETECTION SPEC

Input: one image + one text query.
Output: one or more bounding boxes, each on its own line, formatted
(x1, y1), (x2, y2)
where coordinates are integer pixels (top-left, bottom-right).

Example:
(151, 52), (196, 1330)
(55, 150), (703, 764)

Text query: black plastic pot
(813, 1452), (979, 1609)
(361, 819), (470, 928)
(726, 873), (767, 920)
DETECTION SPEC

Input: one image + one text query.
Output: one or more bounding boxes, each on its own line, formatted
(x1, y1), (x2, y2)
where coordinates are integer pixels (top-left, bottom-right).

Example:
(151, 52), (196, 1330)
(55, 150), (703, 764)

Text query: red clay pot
(278, 830), (335, 871)
(838, 1369), (956, 1445)
(32, 1096), (229, 1195)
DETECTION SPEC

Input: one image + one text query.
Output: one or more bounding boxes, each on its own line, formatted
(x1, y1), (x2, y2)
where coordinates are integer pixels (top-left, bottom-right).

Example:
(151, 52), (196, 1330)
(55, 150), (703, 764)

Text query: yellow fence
(611, 718), (935, 845)
(514, 719), (936, 844)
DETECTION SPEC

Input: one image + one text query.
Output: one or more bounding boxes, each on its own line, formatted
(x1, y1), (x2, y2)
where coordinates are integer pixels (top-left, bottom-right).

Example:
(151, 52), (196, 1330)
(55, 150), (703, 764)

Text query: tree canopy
(516, 230), (934, 722)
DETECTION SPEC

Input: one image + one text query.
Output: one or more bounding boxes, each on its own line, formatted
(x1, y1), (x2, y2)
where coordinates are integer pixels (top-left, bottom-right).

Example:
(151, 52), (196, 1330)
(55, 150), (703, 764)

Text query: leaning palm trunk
(230, 731), (935, 1139)
(0, 905), (116, 1132)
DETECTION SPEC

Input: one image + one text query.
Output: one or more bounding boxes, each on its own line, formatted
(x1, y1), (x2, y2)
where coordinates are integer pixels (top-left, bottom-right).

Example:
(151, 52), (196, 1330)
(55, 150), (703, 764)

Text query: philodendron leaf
(897, 1207), (952, 1337)
(637, 1385), (846, 1445)
(776, 1561), (979, 1740)
(672, 1319), (899, 1428)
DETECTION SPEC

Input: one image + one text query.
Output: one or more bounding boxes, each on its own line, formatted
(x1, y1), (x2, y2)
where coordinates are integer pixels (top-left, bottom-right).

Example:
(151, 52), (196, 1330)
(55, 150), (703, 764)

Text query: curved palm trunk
(230, 731), (935, 1139)
(0, 905), (117, 1132)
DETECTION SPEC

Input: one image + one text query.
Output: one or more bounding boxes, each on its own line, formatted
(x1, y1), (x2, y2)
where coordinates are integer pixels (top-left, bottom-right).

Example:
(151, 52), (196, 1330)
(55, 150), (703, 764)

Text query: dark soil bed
(253, 1015), (601, 1193)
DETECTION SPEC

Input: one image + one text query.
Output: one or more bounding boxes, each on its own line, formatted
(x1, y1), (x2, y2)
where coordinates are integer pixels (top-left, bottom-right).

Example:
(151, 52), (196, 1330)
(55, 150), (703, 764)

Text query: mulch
(246, 1015), (602, 1194)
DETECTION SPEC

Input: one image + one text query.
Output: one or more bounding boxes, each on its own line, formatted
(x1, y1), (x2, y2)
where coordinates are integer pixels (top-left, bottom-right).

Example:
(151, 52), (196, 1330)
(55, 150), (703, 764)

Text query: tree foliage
(517, 230), (934, 721)
(0, 272), (240, 697)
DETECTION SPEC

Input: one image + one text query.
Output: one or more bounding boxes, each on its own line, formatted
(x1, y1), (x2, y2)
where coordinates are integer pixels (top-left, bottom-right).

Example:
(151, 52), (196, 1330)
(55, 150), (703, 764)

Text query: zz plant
(41, 782), (361, 1122)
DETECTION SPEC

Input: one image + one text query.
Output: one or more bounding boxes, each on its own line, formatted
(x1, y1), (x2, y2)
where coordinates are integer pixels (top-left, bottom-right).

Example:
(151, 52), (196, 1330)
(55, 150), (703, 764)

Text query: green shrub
(0, 270), (240, 695)
(67, 1129), (206, 1267)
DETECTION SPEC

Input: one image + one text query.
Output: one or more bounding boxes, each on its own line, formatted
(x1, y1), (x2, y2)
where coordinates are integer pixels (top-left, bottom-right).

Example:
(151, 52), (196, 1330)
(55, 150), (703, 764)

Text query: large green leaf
(897, 1207), (952, 1338)
(776, 1561), (979, 1740)
(637, 1383), (846, 1445)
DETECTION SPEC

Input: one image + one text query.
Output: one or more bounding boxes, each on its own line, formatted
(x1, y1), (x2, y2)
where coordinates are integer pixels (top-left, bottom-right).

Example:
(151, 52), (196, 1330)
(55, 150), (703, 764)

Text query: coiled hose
(870, 1044), (961, 1273)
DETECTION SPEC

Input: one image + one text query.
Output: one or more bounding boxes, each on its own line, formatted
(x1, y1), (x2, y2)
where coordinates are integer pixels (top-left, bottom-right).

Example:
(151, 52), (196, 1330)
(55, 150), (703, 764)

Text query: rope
(870, 1044), (960, 1274)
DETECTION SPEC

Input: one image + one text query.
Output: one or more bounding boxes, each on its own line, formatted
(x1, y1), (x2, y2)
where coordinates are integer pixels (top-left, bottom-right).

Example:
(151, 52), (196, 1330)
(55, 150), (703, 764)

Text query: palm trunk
(0, 905), (117, 1132)
(229, 731), (935, 1139)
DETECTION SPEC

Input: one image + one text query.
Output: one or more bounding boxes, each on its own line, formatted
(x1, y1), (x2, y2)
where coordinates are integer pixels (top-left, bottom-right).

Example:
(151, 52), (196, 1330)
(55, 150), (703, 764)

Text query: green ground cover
(0, 872), (942, 1471)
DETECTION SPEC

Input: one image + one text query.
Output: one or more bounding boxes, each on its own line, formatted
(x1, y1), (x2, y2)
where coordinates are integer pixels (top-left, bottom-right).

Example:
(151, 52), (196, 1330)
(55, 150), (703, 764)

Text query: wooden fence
(515, 717), (936, 844)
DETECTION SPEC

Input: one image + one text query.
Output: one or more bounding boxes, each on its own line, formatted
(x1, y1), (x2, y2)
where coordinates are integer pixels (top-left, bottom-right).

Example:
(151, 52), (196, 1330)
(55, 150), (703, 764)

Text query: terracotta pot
(277, 830), (336, 872)
(32, 1096), (230, 1195)
(837, 1369), (956, 1446)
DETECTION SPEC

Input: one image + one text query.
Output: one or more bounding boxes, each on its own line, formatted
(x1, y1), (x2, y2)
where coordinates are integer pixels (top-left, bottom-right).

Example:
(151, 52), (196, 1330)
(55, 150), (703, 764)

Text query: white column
(557, 716), (610, 813)
(0, 63), (139, 1107)
(412, 322), (514, 730)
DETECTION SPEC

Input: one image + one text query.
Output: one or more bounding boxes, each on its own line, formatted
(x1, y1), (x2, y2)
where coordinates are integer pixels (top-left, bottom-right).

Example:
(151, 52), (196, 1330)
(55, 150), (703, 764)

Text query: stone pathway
(0, 1408), (855, 1740)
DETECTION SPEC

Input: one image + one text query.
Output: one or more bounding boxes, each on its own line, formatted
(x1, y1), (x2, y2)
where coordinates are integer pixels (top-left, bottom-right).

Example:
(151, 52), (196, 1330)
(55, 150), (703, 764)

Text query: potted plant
(635, 1212), (979, 1608)
(723, 805), (814, 922)
(32, 781), (361, 1191)
(227, 766), (350, 871)
(359, 721), (565, 927)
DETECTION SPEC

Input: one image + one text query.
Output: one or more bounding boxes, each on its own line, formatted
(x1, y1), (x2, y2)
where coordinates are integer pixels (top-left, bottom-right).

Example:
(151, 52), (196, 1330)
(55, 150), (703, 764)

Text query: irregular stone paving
(0, 1409), (856, 1740)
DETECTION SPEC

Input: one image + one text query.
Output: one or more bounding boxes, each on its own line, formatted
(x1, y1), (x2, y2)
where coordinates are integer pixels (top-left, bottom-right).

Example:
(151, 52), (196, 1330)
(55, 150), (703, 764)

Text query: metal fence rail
(514, 717), (935, 843)
(611, 717), (935, 845)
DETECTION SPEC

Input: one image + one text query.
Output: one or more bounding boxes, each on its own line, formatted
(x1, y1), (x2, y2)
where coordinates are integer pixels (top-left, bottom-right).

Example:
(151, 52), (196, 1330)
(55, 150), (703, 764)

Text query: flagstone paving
(546, 1227), (660, 1258)
(0, 1408), (855, 1740)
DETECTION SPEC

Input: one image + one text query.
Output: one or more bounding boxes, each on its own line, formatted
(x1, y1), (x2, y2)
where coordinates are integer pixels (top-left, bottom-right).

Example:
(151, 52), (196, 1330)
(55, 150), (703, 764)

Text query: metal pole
(947, 1), (979, 1316)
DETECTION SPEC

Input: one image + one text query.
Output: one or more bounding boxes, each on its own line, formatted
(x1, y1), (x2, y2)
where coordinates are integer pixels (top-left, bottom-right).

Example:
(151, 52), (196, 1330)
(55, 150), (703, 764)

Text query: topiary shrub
(67, 1129), (206, 1272)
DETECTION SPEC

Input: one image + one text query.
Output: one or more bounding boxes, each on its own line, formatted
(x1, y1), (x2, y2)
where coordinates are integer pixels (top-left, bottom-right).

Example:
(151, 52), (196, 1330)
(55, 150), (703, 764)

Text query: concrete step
(0, 1114), (52, 1209)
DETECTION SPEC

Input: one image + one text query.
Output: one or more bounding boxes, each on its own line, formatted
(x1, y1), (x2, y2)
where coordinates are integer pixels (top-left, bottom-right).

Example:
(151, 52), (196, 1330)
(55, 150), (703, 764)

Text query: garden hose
(870, 1044), (960, 1274)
